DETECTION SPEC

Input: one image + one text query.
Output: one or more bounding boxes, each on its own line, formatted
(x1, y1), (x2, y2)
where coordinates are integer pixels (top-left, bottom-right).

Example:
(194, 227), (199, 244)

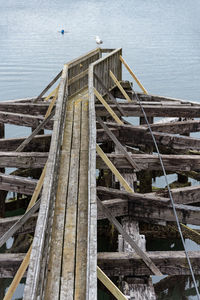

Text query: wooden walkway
(43, 90), (89, 299)
(2, 48), (200, 300)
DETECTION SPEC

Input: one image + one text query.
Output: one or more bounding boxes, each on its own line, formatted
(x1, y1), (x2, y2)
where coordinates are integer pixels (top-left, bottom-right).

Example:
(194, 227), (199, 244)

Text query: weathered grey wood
(0, 173), (37, 194)
(0, 152), (47, 168)
(97, 251), (200, 276)
(97, 187), (200, 225)
(16, 110), (55, 152)
(0, 134), (51, 152)
(97, 124), (200, 150)
(97, 116), (140, 171)
(97, 197), (162, 276)
(24, 65), (68, 300)
(113, 87), (200, 106)
(0, 111), (53, 129)
(0, 214), (37, 237)
(0, 253), (26, 278)
(0, 199), (40, 248)
(94, 73), (126, 116)
(44, 99), (74, 300)
(0, 122), (5, 218)
(34, 70), (62, 102)
(144, 119), (200, 134)
(157, 184), (200, 204)
(96, 153), (200, 172)
(0, 103), (51, 115)
(95, 103), (200, 118)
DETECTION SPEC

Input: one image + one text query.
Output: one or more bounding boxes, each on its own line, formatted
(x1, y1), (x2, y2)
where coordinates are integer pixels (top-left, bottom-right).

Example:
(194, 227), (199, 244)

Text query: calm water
(1, 0), (200, 299)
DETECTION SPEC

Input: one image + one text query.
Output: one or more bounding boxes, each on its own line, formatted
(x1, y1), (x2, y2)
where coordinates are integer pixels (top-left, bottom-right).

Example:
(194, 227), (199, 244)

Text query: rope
(131, 89), (200, 299)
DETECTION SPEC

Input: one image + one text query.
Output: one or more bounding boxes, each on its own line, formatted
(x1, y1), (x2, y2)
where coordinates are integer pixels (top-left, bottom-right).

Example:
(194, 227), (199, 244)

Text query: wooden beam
(3, 245), (32, 300)
(97, 197), (162, 276)
(97, 266), (128, 300)
(98, 251), (200, 276)
(97, 124), (200, 150)
(97, 153), (200, 172)
(120, 55), (148, 94)
(97, 117), (140, 171)
(109, 71), (132, 102)
(0, 152), (47, 168)
(96, 144), (134, 193)
(34, 70), (62, 102)
(0, 111), (53, 129)
(0, 173), (37, 194)
(0, 134), (51, 152)
(0, 214), (37, 237)
(0, 200), (40, 248)
(97, 187), (200, 225)
(0, 253), (26, 278)
(144, 120), (200, 134)
(94, 88), (123, 125)
(94, 72), (126, 117)
(95, 103), (200, 118)
(0, 103), (50, 115)
(157, 184), (200, 204)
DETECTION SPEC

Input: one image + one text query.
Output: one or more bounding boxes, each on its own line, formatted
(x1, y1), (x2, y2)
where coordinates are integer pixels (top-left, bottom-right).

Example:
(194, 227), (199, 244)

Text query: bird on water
(95, 36), (103, 45)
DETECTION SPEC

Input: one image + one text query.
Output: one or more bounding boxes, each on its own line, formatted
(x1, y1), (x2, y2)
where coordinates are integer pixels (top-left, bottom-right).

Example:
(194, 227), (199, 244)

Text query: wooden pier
(1, 48), (200, 299)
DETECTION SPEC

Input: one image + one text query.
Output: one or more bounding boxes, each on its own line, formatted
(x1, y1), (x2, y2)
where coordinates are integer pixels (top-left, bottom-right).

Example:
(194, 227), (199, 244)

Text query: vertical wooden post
(0, 123), (7, 218)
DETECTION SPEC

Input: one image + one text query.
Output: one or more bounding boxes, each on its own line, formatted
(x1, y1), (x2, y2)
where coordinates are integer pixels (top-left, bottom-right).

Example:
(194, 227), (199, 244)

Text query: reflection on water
(1, 0), (200, 298)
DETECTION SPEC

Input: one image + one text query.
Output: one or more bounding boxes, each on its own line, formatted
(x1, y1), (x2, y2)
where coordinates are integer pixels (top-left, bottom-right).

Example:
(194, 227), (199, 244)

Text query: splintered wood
(44, 89), (89, 300)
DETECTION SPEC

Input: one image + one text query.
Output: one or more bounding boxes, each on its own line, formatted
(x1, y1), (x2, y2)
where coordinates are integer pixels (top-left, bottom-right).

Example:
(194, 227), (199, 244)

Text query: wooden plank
(95, 103), (200, 118)
(97, 186), (200, 225)
(0, 134), (51, 152)
(24, 65), (68, 300)
(97, 124), (200, 151)
(97, 117), (140, 171)
(120, 55), (148, 94)
(97, 251), (200, 276)
(74, 99), (89, 299)
(34, 70), (62, 102)
(0, 214), (37, 237)
(109, 71), (132, 102)
(0, 173), (37, 195)
(157, 184), (200, 204)
(93, 72), (126, 117)
(97, 266), (128, 300)
(0, 253), (26, 278)
(0, 111), (53, 129)
(15, 110), (54, 152)
(96, 153), (200, 172)
(144, 119), (200, 134)
(88, 64), (97, 300)
(94, 88), (123, 124)
(97, 197), (162, 276)
(0, 103), (50, 115)
(3, 245), (32, 300)
(0, 200), (40, 248)
(0, 152), (47, 168)
(60, 100), (81, 300)
(44, 100), (74, 300)
(96, 144), (134, 193)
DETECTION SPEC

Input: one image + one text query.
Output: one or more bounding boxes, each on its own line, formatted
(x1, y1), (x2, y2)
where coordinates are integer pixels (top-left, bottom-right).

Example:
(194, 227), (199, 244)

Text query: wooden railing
(88, 48), (123, 300)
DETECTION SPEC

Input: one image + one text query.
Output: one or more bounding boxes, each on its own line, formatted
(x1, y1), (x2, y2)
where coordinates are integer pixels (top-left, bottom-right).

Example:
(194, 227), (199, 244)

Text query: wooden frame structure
(1, 47), (200, 299)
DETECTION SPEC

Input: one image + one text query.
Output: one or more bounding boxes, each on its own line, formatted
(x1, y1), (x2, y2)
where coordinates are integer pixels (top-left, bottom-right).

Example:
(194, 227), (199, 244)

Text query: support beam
(97, 124), (200, 150)
(0, 103), (51, 115)
(98, 251), (200, 276)
(97, 153), (200, 172)
(0, 173), (37, 194)
(0, 152), (47, 168)
(0, 111), (53, 129)
(95, 103), (200, 118)
(97, 187), (200, 225)
(0, 134), (51, 152)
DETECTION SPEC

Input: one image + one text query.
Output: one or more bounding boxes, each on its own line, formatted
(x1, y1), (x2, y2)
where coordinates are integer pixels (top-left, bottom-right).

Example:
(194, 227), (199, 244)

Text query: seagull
(95, 35), (103, 45)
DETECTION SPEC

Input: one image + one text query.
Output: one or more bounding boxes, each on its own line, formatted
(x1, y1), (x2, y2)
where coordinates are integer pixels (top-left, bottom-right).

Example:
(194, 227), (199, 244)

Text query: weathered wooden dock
(1, 48), (200, 299)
